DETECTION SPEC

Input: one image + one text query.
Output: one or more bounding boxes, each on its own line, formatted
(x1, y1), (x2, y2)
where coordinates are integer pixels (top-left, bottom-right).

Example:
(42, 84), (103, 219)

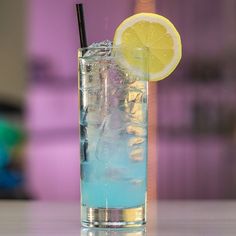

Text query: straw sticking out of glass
(76, 3), (88, 48)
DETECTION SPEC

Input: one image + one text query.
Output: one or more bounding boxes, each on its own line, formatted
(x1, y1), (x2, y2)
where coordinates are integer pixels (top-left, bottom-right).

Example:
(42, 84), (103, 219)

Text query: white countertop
(0, 200), (236, 235)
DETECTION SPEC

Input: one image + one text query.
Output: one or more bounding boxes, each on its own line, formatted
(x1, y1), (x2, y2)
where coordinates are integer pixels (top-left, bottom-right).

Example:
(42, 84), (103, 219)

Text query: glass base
(81, 205), (146, 228)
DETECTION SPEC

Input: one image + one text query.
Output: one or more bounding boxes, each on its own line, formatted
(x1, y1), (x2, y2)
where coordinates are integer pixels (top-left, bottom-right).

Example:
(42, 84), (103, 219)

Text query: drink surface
(80, 51), (148, 208)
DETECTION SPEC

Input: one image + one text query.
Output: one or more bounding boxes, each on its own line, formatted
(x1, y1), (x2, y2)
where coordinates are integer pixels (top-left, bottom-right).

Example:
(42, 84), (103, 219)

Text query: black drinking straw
(76, 3), (88, 48)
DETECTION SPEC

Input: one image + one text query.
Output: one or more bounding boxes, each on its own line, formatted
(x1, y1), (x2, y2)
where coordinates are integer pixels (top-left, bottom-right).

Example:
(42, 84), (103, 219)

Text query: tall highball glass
(78, 46), (148, 228)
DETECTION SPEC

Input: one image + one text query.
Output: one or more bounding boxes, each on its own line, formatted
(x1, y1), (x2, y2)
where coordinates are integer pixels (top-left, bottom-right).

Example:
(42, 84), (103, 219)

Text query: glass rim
(78, 45), (149, 58)
(78, 45), (148, 50)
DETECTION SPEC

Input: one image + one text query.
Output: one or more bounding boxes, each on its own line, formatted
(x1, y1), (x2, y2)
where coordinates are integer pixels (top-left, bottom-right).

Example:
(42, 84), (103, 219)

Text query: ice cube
(84, 40), (113, 57)
(126, 124), (146, 136)
(104, 167), (127, 181)
(130, 178), (144, 186)
(130, 147), (144, 162)
(128, 137), (145, 147)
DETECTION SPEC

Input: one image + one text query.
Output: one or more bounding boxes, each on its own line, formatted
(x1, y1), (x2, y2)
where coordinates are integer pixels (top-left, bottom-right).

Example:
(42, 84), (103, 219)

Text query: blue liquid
(81, 141), (147, 208)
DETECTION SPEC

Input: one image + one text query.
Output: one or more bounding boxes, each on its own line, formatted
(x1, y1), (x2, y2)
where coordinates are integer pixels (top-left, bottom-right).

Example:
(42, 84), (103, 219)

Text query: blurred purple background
(1, 0), (236, 200)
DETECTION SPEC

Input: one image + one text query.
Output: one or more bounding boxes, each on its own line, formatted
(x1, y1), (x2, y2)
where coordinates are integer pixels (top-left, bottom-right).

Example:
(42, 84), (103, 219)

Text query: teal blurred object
(0, 119), (25, 189)
(0, 119), (24, 168)
(0, 119), (24, 149)
(0, 169), (23, 188)
(0, 147), (8, 169)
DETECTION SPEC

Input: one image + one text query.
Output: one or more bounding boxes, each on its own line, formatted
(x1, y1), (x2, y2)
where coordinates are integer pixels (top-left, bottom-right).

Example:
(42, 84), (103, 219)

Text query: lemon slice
(113, 13), (182, 81)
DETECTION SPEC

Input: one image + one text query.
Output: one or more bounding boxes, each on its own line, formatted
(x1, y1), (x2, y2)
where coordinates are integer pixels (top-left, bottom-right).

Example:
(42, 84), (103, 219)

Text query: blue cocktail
(79, 45), (148, 228)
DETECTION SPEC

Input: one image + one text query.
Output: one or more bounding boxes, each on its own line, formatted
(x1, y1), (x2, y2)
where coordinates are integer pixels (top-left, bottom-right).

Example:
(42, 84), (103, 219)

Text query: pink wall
(28, 0), (135, 79)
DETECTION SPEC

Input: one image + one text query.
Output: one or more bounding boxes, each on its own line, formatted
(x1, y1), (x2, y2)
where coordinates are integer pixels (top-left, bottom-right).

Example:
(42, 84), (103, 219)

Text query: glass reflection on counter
(81, 227), (146, 236)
